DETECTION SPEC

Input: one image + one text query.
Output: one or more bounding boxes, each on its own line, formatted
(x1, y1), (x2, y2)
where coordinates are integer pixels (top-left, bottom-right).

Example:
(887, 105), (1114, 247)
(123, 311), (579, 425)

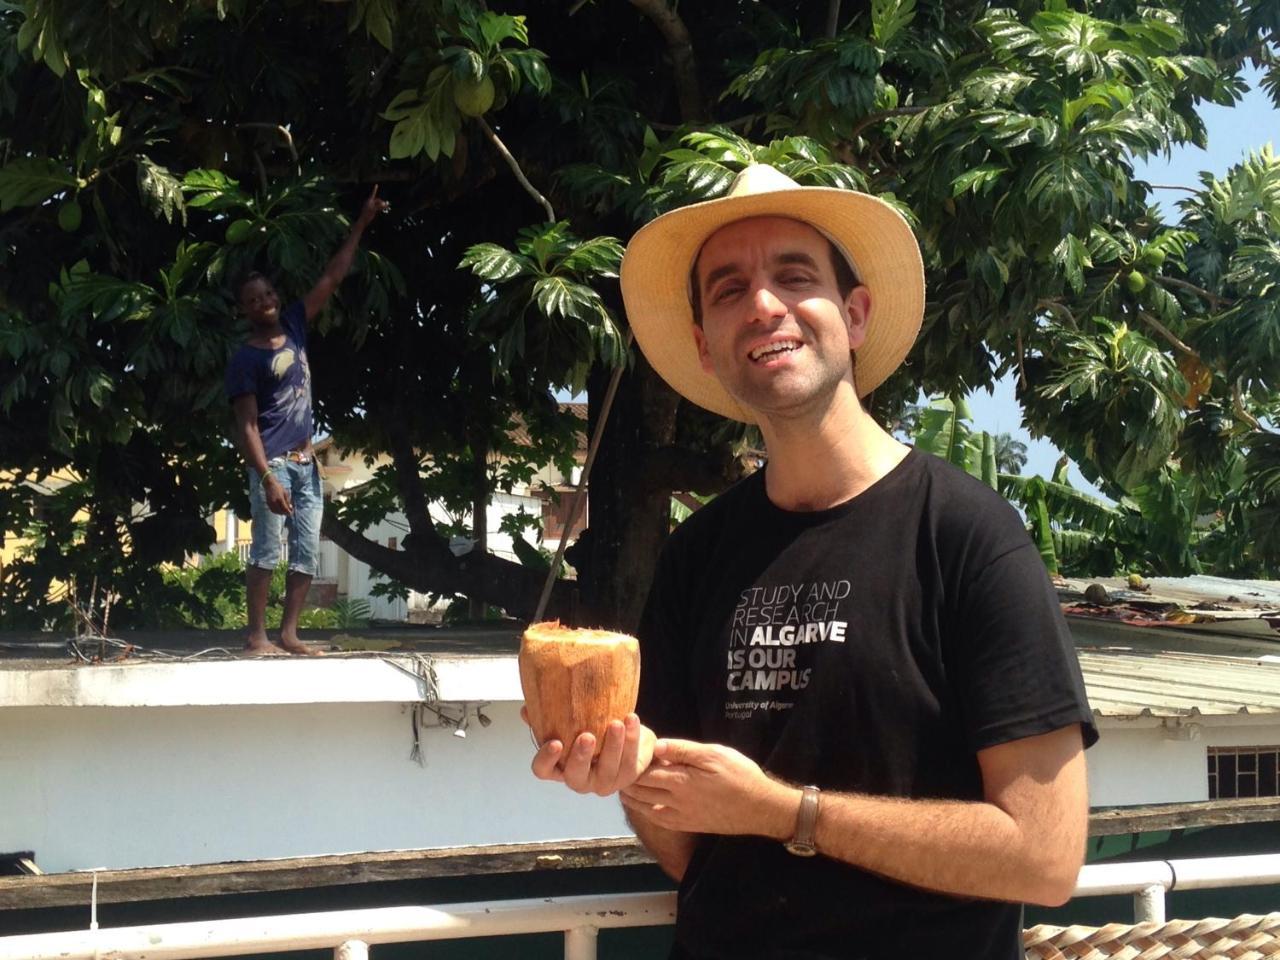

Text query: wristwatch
(784, 784), (821, 857)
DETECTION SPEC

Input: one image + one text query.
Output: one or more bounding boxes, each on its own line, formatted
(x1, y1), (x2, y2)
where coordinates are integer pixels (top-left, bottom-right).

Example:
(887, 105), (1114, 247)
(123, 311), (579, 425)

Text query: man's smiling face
(691, 216), (871, 420)
(238, 277), (281, 330)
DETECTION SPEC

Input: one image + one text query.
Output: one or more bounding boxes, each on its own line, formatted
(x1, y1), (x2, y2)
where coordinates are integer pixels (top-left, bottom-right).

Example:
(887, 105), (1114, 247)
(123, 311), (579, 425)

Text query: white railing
(0, 892), (676, 960)
(5, 854), (1280, 960)
(1075, 852), (1280, 923)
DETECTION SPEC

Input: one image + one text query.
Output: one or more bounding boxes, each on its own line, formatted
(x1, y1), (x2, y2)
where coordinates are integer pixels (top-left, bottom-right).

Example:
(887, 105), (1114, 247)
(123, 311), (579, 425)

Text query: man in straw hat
(530, 164), (1096, 959)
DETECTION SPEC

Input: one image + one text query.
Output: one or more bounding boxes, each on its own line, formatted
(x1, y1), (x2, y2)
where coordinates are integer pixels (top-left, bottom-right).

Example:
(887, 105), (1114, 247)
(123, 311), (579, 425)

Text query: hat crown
(725, 164), (802, 199)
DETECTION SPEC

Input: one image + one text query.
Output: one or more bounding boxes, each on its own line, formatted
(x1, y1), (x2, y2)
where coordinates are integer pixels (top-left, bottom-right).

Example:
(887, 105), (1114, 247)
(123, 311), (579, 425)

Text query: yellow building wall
(0, 469), (84, 593)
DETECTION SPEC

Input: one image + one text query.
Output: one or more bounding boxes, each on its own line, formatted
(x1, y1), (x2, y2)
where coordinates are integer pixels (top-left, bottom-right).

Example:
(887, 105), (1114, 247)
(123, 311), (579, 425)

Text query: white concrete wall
(1087, 720), (1280, 807)
(0, 701), (630, 874)
(1086, 726), (1209, 807)
(1201, 725), (1280, 749)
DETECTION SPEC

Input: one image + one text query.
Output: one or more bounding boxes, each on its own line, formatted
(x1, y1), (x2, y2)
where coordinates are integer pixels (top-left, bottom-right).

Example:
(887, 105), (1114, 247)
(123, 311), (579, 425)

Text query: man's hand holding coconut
(520, 621), (657, 796)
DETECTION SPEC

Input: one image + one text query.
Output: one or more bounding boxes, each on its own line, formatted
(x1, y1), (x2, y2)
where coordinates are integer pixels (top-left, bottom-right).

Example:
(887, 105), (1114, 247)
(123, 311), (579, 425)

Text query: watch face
(784, 840), (817, 857)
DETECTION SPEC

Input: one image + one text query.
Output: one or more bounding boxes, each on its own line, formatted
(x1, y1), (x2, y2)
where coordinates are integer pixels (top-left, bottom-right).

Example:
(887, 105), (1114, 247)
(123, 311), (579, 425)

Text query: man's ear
(844, 286), (872, 351)
(692, 324), (715, 374)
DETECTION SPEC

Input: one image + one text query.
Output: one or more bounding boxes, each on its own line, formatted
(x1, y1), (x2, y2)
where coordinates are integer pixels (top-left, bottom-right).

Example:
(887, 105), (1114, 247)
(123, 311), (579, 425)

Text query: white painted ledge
(0, 654), (522, 708)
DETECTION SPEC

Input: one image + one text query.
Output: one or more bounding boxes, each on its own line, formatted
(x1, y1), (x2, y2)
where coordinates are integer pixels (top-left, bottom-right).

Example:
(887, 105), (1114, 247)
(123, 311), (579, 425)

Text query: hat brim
(619, 187), (925, 423)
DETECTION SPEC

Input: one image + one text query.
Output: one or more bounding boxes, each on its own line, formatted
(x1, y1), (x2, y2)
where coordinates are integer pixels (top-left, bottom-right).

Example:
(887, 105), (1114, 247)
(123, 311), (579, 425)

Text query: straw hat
(619, 164), (925, 423)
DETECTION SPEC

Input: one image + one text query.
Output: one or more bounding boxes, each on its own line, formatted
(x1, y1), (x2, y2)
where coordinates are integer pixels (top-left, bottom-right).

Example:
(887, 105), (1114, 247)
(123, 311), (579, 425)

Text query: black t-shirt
(636, 449), (1097, 960)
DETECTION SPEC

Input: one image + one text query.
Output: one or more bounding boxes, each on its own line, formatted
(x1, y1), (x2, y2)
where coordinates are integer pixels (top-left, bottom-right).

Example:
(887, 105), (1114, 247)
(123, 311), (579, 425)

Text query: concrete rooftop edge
(0, 653), (523, 708)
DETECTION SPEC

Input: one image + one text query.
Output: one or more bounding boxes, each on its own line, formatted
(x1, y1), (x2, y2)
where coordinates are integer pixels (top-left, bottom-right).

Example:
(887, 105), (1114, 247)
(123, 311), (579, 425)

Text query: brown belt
(285, 450), (312, 464)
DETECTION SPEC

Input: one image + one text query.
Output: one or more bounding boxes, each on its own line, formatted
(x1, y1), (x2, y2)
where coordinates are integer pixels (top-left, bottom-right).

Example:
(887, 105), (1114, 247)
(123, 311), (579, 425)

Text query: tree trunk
(468, 429), (489, 620)
(579, 354), (681, 632)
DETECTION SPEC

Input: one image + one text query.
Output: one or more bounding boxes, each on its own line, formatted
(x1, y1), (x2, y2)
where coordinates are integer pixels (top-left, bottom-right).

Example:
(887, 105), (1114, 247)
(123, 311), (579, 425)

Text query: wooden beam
(8, 799), (1280, 911)
(1089, 797), (1280, 837)
(0, 838), (657, 911)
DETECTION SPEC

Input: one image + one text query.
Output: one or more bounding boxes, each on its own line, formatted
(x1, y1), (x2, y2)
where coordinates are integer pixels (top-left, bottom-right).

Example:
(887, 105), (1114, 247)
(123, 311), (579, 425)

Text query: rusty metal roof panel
(1059, 575), (1280, 624)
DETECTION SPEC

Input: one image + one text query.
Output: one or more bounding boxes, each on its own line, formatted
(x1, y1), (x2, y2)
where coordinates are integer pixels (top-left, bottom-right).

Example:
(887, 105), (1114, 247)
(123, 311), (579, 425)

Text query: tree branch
(1137, 309), (1198, 359)
(477, 117), (555, 222)
(628, 0), (703, 121)
(252, 150), (269, 196)
(321, 512), (578, 621)
(1234, 379), (1263, 431)
(236, 123), (300, 174)
(1038, 298), (1079, 330)
(1016, 331), (1028, 391)
(321, 513), (429, 586)
(1156, 275), (1233, 310)
(385, 418), (437, 543)
(1216, 41), (1268, 74)
(825, 0), (841, 38)
(847, 106), (930, 142)
(1144, 183), (1199, 195)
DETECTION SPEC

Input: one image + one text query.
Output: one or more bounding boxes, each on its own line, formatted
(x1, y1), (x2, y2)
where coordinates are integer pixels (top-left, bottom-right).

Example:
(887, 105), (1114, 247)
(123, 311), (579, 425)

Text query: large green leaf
(0, 158), (78, 211)
(136, 157), (184, 225)
(460, 243), (532, 281)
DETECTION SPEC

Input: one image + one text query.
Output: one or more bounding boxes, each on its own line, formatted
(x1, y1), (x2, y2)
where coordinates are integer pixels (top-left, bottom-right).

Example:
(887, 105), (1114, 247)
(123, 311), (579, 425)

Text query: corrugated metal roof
(1081, 649), (1280, 718)
(1054, 575), (1280, 719)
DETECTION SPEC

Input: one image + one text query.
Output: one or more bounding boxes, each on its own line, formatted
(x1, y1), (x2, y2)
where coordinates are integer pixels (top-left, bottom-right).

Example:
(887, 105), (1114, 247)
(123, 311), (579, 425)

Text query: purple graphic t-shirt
(224, 301), (313, 460)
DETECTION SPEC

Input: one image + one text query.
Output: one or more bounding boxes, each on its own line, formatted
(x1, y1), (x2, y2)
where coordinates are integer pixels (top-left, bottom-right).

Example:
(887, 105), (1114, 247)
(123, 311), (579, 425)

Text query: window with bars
(1207, 746), (1280, 799)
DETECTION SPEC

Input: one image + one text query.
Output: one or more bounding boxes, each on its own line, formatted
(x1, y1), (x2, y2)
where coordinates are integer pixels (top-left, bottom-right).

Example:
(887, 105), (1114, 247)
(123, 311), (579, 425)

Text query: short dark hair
(235, 271), (274, 302)
(689, 239), (859, 327)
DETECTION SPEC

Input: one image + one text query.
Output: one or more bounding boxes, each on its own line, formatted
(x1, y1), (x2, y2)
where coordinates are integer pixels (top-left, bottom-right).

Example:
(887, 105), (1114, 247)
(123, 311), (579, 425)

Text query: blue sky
(962, 64), (1278, 495)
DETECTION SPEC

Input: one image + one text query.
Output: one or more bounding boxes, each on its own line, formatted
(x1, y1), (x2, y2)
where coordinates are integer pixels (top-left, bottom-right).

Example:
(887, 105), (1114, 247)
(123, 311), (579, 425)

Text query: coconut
(519, 620), (640, 758)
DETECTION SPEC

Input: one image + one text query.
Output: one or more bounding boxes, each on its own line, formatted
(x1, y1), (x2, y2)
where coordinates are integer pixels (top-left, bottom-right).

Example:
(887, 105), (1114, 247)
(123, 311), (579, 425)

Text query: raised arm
(302, 185), (389, 322)
(621, 724), (1088, 907)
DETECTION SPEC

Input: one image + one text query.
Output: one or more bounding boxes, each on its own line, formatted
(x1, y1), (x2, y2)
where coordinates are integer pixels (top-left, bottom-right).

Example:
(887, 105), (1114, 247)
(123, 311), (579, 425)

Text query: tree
(994, 433), (1029, 475)
(2, 1), (1279, 631)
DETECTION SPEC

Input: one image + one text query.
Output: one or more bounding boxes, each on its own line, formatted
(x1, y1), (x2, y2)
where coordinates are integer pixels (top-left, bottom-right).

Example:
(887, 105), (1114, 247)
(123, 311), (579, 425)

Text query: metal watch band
(784, 784), (821, 856)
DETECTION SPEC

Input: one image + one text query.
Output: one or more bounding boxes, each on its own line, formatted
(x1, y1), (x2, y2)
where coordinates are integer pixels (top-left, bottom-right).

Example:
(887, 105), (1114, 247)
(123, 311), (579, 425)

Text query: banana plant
(912, 396), (998, 490)
(912, 396), (1123, 576)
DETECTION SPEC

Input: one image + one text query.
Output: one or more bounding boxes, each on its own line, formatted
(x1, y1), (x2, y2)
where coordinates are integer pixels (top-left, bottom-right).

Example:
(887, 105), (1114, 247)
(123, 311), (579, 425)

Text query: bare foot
(278, 633), (324, 657)
(243, 637), (289, 657)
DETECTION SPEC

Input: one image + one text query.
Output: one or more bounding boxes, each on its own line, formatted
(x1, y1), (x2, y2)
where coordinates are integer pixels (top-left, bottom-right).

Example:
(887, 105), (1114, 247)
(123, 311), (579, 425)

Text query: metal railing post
(335, 940), (369, 960)
(1134, 884), (1166, 923)
(565, 925), (598, 960)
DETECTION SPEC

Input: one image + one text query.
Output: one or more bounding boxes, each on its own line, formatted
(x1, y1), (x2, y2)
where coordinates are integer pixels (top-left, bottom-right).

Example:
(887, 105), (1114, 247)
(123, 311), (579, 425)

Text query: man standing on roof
(225, 186), (388, 656)
(527, 165), (1097, 958)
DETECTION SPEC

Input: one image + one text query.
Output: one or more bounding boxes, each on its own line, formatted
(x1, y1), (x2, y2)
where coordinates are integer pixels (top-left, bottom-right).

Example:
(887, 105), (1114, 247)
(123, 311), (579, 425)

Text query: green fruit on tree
(1125, 270), (1146, 294)
(453, 74), (495, 117)
(1140, 248), (1166, 269)
(225, 218), (254, 244)
(57, 199), (82, 232)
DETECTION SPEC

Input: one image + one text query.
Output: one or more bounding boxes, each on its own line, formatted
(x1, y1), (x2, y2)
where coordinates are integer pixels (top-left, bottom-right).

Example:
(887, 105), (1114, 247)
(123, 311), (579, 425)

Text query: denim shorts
(247, 458), (323, 576)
